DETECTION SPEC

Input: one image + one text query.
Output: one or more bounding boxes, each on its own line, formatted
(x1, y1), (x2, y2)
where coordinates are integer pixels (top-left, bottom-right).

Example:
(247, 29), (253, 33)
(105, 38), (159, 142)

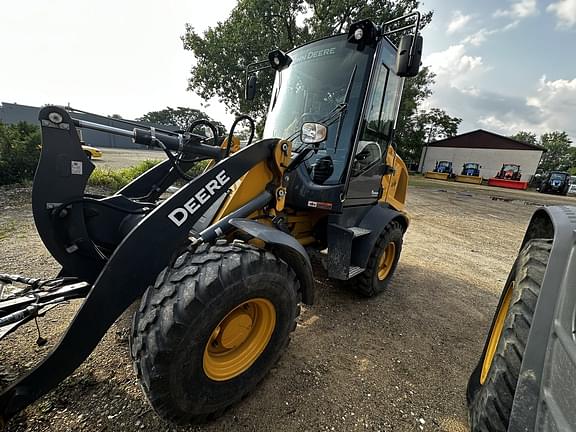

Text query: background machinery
(424, 160), (453, 180)
(538, 171), (571, 196)
(455, 162), (482, 184)
(467, 206), (576, 431)
(0, 13), (423, 427)
(495, 163), (521, 180)
(488, 163), (528, 190)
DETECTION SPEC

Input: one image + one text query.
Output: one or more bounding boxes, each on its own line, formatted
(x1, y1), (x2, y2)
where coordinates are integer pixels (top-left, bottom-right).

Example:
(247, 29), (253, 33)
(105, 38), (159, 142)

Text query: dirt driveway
(92, 147), (166, 170)
(1, 169), (574, 432)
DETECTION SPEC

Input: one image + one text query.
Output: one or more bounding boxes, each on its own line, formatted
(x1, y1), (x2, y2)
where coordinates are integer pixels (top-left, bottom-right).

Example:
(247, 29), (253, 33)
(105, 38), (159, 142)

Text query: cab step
(348, 266), (365, 278)
(349, 227), (371, 238)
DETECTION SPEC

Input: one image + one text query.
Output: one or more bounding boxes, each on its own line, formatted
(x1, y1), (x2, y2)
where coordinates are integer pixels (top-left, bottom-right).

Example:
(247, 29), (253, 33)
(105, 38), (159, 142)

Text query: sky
(1, 0), (575, 141)
(421, 0), (576, 142)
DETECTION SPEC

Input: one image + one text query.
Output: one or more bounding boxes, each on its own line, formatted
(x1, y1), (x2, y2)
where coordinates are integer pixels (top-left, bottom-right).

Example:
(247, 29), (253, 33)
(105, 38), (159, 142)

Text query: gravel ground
(0, 163), (574, 432)
(92, 147), (166, 170)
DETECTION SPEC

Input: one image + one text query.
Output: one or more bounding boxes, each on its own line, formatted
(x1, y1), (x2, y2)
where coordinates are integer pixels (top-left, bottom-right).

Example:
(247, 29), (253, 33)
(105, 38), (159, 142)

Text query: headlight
(300, 122), (328, 145)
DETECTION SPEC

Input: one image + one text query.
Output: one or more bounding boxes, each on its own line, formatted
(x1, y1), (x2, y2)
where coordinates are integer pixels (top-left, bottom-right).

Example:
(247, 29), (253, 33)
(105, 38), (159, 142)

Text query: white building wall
(422, 147), (543, 180)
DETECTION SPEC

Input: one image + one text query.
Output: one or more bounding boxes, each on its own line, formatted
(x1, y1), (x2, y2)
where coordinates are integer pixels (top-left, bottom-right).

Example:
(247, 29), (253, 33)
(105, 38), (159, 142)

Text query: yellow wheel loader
(0, 13), (423, 426)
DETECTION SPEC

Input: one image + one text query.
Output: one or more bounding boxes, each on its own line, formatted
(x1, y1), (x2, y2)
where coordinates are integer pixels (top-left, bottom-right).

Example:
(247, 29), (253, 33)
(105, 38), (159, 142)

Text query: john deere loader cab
(0, 12), (422, 428)
(245, 17), (419, 281)
(260, 29), (405, 207)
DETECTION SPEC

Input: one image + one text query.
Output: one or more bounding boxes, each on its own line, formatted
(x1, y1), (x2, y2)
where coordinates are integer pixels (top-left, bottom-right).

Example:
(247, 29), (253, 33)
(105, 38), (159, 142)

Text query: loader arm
(0, 107), (292, 424)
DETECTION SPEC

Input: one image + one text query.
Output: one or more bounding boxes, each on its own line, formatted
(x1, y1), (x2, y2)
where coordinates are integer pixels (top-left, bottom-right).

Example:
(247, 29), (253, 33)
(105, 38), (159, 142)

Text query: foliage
(538, 131), (574, 173)
(396, 96), (461, 164)
(0, 122), (41, 185)
(89, 160), (161, 191)
(510, 131), (538, 146)
(181, 0), (457, 164)
(137, 107), (226, 135)
(182, 0), (435, 140)
(511, 130), (575, 173)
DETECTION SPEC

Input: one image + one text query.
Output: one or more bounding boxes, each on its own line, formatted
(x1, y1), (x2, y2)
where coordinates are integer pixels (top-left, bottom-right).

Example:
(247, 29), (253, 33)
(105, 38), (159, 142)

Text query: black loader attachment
(0, 105), (305, 425)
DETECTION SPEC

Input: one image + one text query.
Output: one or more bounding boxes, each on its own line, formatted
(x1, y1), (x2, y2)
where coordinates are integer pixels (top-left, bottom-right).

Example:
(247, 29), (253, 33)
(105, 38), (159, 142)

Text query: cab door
(345, 45), (404, 206)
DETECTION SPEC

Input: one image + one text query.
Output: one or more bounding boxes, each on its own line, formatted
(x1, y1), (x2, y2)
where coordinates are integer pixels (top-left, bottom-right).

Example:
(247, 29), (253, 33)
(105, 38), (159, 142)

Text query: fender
(352, 203), (409, 269)
(509, 206), (576, 432)
(229, 219), (315, 305)
(466, 206), (576, 432)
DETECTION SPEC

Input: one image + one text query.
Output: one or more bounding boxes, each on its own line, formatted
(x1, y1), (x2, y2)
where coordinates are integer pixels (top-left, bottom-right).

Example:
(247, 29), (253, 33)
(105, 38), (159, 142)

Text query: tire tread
(469, 239), (552, 432)
(130, 241), (300, 423)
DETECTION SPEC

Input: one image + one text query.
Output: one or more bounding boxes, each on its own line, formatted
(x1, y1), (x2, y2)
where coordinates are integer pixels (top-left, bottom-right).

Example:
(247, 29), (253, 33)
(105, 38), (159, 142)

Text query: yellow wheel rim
(480, 283), (513, 384)
(377, 242), (396, 281)
(203, 298), (276, 381)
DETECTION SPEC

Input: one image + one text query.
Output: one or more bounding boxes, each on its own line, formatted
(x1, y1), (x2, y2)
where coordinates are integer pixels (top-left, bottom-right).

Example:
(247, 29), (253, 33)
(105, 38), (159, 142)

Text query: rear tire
(352, 221), (403, 297)
(467, 239), (551, 432)
(130, 241), (300, 423)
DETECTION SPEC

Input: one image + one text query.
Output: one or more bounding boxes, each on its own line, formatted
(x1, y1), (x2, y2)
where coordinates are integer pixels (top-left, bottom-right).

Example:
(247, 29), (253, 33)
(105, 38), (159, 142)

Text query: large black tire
(352, 221), (403, 297)
(468, 239), (551, 432)
(130, 241), (300, 423)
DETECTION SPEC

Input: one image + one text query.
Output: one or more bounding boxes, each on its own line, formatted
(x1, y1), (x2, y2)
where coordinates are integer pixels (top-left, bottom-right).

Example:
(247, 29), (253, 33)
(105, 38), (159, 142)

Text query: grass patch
(88, 159), (211, 192)
(89, 160), (161, 192)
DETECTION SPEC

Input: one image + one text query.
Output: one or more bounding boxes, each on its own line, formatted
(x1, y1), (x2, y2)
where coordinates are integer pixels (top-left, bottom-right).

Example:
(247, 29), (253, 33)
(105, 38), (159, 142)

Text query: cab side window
(352, 64), (389, 176)
(379, 72), (402, 143)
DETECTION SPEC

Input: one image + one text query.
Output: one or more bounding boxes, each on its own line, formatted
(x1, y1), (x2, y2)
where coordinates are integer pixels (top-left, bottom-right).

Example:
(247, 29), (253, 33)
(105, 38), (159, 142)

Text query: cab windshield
(263, 34), (373, 184)
(550, 172), (567, 181)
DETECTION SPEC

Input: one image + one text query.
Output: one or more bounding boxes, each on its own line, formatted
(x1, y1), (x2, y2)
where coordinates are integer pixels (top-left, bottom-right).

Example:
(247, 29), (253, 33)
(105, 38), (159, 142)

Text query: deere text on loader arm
(0, 13), (423, 426)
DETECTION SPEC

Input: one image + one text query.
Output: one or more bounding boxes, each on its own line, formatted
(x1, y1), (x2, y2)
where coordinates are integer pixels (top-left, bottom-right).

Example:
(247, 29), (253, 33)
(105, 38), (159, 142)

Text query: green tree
(182, 0), (432, 130)
(0, 122), (41, 185)
(538, 131), (573, 172)
(396, 100), (461, 164)
(137, 107), (225, 134)
(420, 108), (461, 141)
(510, 131), (538, 146)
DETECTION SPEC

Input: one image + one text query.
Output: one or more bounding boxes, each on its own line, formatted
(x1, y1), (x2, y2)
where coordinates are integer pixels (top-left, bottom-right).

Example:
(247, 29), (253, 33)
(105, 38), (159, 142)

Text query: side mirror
(245, 75), (257, 101)
(396, 34), (423, 77)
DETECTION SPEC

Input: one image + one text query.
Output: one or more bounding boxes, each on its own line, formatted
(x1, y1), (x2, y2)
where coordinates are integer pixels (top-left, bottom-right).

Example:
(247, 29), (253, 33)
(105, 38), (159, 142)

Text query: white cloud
(494, 0), (538, 19)
(461, 20), (519, 47)
(529, 76), (576, 133)
(447, 11), (472, 34)
(547, 0), (576, 28)
(425, 45), (485, 84)
(460, 86), (481, 96)
(463, 28), (498, 46)
(424, 71), (576, 143)
(478, 75), (576, 139)
(478, 115), (531, 135)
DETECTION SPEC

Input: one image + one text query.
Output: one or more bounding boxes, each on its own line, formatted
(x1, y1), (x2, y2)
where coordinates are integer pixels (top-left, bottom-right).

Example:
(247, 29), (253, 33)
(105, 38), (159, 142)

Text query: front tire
(130, 241), (300, 423)
(467, 239), (551, 431)
(352, 221), (403, 297)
